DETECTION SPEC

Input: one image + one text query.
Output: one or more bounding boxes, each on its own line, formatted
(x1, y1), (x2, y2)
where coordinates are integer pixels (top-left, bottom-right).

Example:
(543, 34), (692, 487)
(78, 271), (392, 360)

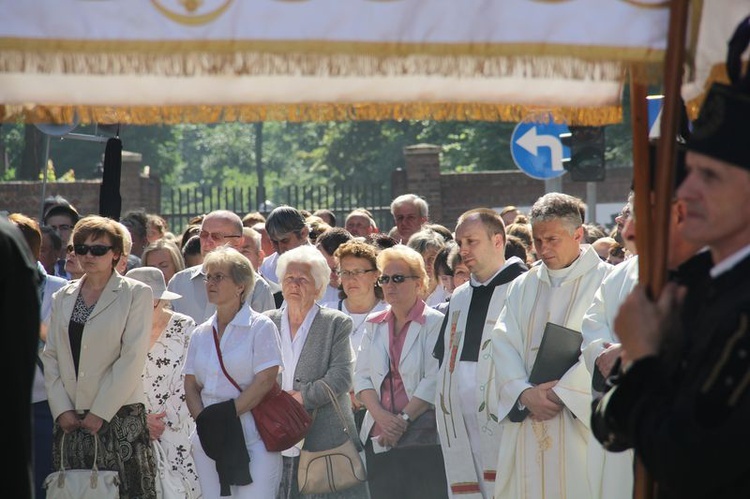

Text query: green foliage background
(0, 89), (635, 195)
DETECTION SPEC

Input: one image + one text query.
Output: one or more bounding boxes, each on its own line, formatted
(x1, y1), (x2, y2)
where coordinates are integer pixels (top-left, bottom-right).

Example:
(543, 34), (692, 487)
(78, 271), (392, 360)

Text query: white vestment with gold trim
(493, 247), (611, 499)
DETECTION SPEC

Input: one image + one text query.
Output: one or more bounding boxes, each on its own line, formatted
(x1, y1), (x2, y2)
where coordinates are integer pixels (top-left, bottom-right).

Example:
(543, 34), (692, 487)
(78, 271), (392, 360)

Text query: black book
(528, 322), (583, 384)
(507, 322), (583, 423)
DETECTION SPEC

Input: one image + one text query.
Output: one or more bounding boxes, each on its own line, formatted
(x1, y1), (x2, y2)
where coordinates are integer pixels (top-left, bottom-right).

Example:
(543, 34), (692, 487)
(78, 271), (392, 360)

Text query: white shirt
(711, 244), (750, 278)
(183, 306), (282, 445)
(259, 252), (280, 284)
(278, 303), (320, 457)
(33, 267), (68, 404)
(321, 284), (340, 305)
(322, 299), (387, 357)
(425, 283), (448, 308)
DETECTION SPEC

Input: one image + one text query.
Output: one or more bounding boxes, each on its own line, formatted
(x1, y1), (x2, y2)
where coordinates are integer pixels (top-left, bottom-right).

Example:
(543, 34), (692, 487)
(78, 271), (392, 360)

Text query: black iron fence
(162, 183), (393, 235)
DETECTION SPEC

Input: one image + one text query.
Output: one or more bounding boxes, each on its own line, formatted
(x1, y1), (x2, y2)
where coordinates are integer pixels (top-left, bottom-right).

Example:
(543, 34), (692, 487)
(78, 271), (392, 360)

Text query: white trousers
(191, 431), (282, 499)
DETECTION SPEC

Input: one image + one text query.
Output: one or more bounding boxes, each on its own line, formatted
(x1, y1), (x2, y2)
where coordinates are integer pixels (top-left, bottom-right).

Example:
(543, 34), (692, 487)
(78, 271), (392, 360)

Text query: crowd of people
(11, 36), (750, 498)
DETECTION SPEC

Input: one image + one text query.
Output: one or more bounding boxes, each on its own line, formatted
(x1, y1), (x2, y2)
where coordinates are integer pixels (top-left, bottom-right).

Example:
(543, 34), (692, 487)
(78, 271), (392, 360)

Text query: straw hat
(125, 267), (182, 300)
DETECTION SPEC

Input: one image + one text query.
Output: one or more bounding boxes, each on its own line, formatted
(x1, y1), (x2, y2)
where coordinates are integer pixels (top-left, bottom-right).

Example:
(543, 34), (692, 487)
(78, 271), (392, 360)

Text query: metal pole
(586, 182), (597, 224)
(39, 135), (50, 221)
(545, 176), (563, 193)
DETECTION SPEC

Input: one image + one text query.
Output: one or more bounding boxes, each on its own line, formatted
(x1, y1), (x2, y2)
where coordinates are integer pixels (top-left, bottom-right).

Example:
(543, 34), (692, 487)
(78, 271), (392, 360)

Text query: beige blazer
(43, 272), (153, 422)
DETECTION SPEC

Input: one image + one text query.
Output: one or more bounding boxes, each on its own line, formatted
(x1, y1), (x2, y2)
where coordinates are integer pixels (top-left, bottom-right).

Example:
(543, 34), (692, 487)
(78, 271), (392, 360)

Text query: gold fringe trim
(0, 102), (623, 126)
(0, 38), (667, 61)
(0, 49), (662, 83)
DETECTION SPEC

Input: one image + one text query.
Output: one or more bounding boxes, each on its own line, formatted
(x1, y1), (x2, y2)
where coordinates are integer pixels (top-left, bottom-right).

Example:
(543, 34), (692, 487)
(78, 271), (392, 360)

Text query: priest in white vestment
(434, 209), (526, 498)
(493, 193), (611, 499)
(582, 183), (701, 499)
(581, 252), (638, 499)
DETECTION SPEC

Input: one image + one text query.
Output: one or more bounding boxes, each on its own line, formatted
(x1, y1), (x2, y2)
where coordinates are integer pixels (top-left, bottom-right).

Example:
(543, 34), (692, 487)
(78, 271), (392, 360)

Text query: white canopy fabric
(0, 0), (744, 125)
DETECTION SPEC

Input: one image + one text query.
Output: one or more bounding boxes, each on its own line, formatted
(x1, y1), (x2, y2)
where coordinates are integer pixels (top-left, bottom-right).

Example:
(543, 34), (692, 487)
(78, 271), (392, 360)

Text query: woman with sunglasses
(43, 215), (158, 498)
(354, 245), (448, 499)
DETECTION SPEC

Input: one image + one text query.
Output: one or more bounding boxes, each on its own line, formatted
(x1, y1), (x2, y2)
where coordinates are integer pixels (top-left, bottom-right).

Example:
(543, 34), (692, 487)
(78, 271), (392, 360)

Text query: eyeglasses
(199, 230), (242, 243)
(203, 273), (229, 284)
(337, 269), (377, 279)
(74, 244), (113, 256)
(377, 274), (418, 285)
(48, 224), (73, 232)
(66, 244), (75, 254)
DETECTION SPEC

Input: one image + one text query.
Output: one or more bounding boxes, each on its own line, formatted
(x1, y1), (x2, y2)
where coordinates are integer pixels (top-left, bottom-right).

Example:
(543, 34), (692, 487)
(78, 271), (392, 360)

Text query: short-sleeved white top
(184, 305), (282, 445)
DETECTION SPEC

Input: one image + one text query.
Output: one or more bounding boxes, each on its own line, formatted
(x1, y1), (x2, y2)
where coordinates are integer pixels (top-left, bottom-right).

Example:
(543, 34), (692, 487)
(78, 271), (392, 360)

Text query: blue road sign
(511, 121), (570, 180)
(647, 95), (664, 138)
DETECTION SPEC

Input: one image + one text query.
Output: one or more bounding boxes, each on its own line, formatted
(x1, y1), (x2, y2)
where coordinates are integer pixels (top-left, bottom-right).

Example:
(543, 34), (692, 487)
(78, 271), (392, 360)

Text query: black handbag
(388, 360), (439, 448)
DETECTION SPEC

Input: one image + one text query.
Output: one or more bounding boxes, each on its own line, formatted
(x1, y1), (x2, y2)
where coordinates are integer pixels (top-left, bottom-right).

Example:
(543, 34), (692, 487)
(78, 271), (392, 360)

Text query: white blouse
(183, 306), (282, 445)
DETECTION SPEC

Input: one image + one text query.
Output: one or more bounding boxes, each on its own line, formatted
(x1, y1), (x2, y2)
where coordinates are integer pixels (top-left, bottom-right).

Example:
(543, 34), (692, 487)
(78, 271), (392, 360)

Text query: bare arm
(401, 395), (431, 421)
(184, 374), (204, 420)
(358, 388), (408, 446)
(234, 366), (279, 416)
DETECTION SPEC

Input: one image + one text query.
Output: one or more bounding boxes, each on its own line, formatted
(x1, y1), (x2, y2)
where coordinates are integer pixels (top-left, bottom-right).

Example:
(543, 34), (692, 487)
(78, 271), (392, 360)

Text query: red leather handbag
(251, 382), (313, 452)
(213, 326), (311, 452)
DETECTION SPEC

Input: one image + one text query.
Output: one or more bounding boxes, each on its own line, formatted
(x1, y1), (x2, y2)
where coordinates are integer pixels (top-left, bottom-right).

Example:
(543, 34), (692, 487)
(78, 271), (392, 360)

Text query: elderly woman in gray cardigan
(265, 245), (369, 499)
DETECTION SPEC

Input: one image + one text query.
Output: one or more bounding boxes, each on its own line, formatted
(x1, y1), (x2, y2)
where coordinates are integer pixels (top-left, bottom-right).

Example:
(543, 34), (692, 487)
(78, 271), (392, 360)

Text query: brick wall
(393, 144), (633, 228)
(0, 150), (160, 221)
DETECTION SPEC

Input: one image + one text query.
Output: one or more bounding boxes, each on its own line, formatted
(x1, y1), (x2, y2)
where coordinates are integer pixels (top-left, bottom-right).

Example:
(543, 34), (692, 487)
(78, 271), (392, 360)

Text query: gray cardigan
(265, 307), (361, 452)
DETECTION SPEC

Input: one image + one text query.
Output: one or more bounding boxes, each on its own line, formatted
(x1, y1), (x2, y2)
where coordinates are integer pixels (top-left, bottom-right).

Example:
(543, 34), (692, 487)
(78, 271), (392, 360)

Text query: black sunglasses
(74, 244), (113, 256)
(377, 274), (418, 285)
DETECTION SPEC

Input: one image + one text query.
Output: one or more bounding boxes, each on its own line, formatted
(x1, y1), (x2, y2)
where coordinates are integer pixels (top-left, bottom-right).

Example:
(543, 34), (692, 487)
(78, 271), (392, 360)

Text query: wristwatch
(399, 411), (411, 424)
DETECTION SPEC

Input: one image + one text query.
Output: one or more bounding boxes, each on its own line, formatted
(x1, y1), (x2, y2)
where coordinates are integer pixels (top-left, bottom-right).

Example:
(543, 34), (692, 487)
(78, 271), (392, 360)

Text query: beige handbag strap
(58, 431), (101, 472)
(315, 381), (351, 435)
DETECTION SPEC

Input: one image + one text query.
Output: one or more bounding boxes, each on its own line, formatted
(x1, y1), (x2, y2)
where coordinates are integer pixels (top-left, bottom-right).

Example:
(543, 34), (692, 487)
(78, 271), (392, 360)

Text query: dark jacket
(196, 399), (251, 496)
(592, 251), (750, 499)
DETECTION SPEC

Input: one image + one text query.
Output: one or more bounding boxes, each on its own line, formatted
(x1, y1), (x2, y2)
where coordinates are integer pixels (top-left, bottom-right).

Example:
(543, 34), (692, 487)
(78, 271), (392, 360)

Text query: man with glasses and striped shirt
(168, 210), (275, 321)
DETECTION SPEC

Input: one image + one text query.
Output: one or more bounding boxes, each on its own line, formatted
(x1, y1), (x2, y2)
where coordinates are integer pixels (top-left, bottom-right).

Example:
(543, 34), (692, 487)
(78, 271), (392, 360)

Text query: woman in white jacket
(354, 245), (448, 499)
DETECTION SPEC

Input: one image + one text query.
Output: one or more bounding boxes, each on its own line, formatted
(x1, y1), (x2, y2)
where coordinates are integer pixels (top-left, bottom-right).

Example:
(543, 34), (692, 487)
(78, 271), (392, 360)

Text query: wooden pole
(652, 0), (690, 297)
(630, 78), (651, 288)
(631, 1), (691, 498)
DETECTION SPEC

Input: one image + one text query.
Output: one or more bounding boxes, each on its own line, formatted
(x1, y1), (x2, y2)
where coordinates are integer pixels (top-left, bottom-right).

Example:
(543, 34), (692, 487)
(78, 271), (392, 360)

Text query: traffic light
(559, 126), (606, 182)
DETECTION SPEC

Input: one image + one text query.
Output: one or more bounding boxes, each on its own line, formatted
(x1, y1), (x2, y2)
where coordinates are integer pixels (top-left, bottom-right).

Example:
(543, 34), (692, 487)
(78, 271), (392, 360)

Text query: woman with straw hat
(126, 266), (202, 498)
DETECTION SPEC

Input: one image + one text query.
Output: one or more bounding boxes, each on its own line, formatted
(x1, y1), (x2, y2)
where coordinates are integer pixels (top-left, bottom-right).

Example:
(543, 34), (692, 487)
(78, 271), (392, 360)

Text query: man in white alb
(492, 193), (611, 499)
(434, 208), (526, 498)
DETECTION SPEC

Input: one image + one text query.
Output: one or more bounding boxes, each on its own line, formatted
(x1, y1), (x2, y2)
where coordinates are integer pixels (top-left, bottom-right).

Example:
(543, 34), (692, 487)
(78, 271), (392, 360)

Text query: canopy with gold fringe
(0, 0), (743, 125)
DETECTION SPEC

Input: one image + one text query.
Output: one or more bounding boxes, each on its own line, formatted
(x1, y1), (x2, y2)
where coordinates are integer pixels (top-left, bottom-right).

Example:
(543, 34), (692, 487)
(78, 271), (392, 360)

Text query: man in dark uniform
(1, 216), (41, 498)
(592, 18), (750, 499)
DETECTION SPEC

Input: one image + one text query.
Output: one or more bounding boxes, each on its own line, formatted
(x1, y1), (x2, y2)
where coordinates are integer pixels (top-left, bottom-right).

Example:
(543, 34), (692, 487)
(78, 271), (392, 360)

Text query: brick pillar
(402, 144), (444, 225)
(119, 151), (144, 214)
(391, 167), (407, 198)
(139, 171), (161, 215)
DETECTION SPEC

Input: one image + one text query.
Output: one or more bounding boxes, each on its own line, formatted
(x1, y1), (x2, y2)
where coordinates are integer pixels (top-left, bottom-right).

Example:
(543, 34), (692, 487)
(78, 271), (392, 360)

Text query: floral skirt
(52, 403), (156, 499)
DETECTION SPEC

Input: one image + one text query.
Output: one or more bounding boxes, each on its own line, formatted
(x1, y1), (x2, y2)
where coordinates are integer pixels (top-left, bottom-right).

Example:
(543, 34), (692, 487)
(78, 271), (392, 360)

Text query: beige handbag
(44, 432), (120, 499)
(297, 381), (367, 494)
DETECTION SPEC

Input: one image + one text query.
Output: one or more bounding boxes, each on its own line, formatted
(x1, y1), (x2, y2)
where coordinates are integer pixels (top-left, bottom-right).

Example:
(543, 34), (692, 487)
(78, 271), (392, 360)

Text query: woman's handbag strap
(57, 431), (102, 472)
(315, 381), (350, 435)
(212, 326), (242, 392)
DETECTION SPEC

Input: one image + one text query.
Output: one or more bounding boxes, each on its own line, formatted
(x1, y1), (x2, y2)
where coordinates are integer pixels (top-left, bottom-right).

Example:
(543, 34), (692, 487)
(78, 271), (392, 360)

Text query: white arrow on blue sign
(510, 121), (570, 180)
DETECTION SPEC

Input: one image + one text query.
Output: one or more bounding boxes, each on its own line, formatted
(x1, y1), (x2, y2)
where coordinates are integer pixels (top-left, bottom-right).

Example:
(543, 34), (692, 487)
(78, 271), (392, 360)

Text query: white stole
(436, 282), (510, 498)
